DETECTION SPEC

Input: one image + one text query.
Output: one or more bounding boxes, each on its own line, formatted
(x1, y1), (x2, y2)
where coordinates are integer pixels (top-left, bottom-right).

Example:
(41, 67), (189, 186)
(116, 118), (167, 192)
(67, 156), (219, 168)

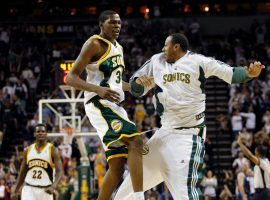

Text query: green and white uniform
(115, 51), (234, 200)
(84, 35), (139, 161)
(21, 143), (54, 200)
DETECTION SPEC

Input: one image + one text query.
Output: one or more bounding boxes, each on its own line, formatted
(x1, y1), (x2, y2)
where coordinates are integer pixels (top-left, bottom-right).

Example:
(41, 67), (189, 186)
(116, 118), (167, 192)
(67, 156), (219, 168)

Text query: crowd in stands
(0, 16), (269, 199)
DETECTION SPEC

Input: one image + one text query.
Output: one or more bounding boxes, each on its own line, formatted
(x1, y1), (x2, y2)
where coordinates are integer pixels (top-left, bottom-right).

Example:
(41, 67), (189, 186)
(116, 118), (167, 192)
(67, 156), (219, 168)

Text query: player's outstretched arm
(11, 148), (28, 200)
(232, 61), (265, 84)
(44, 146), (63, 194)
(200, 55), (265, 84)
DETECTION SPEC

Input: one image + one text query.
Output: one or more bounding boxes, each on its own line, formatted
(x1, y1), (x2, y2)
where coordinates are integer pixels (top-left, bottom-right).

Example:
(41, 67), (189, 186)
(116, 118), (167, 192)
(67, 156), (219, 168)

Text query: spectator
(255, 25), (266, 45)
(216, 114), (229, 131)
(145, 187), (160, 200)
(0, 178), (9, 200)
(69, 171), (79, 200)
(237, 135), (270, 199)
(0, 164), (5, 179)
(26, 113), (39, 133)
(240, 128), (253, 148)
(240, 106), (256, 133)
(236, 161), (254, 200)
(201, 170), (218, 200)
(133, 99), (146, 130)
(231, 109), (243, 138)
(254, 127), (269, 146)
(8, 73), (18, 85)
(55, 176), (73, 200)
(27, 75), (39, 101)
(233, 152), (248, 174)
(94, 145), (106, 190)
(58, 140), (72, 174)
(13, 79), (28, 100)
(262, 110), (270, 134)
(219, 170), (234, 200)
(12, 94), (27, 118)
(21, 66), (34, 80)
(8, 156), (18, 177)
(2, 80), (13, 99)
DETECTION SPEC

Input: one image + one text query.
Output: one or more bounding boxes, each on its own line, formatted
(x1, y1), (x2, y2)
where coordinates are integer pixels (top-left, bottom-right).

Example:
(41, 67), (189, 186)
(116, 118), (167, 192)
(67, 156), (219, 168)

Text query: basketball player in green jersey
(66, 10), (144, 200)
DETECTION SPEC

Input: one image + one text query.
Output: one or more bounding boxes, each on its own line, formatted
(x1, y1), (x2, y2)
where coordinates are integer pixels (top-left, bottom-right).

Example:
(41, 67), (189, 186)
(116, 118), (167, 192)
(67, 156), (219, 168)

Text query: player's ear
(99, 22), (103, 29)
(174, 44), (180, 51)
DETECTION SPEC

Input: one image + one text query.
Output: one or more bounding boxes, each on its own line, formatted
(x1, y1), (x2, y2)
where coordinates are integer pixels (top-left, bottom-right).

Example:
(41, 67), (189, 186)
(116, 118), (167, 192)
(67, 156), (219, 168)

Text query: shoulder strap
(25, 145), (32, 163)
(259, 166), (266, 188)
(90, 34), (110, 45)
(88, 35), (112, 64)
(49, 143), (55, 167)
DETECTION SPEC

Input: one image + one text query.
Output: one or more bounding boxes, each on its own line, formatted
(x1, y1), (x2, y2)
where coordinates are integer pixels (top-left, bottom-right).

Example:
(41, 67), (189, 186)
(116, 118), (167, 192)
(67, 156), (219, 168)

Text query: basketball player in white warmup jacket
(114, 33), (265, 200)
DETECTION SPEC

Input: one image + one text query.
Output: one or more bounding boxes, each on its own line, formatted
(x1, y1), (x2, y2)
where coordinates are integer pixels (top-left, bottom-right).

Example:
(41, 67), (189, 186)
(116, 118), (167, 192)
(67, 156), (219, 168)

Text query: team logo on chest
(111, 119), (123, 133)
(163, 72), (190, 84)
(28, 159), (49, 169)
(111, 55), (125, 68)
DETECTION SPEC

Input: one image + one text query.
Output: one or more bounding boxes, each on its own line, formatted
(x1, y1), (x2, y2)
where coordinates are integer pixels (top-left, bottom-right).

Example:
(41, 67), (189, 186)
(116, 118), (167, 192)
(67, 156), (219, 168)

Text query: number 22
(32, 170), (42, 179)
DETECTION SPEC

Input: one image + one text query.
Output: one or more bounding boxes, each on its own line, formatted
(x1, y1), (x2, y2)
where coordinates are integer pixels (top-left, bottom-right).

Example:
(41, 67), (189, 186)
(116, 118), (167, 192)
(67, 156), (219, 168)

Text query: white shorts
(21, 185), (53, 200)
(114, 126), (206, 200)
(85, 96), (140, 161)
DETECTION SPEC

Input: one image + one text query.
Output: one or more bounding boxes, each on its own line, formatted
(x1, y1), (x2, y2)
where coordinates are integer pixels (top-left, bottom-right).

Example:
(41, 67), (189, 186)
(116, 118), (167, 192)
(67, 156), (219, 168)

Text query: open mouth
(113, 29), (120, 34)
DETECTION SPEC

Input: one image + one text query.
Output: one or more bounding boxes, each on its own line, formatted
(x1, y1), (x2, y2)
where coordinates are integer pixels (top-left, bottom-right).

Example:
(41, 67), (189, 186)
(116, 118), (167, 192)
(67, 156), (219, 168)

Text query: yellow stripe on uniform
(26, 145), (32, 163)
(49, 143), (55, 168)
(89, 35), (112, 64)
(98, 43), (111, 62)
(107, 154), (128, 162)
(106, 132), (142, 149)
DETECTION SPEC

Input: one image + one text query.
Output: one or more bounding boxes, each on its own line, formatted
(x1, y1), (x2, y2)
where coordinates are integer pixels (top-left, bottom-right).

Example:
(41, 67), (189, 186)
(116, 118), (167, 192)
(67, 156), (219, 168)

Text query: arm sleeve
(231, 67), (252, 83)
(200, 55), (233, 84)
(129, 57), (154, 97)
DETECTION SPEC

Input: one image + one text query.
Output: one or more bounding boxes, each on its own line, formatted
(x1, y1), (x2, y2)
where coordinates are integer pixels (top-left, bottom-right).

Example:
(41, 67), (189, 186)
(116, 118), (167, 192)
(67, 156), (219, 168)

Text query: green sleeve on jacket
(232, 67), (252, 83)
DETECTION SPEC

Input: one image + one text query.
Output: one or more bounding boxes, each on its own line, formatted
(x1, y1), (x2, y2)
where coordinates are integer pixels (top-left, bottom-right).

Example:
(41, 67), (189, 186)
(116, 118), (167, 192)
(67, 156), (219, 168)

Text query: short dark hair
(99, 10), (118, 26)
(256, 145), (268, 157)
(34, 123), (47, 131)
(170, 33), (189, 52)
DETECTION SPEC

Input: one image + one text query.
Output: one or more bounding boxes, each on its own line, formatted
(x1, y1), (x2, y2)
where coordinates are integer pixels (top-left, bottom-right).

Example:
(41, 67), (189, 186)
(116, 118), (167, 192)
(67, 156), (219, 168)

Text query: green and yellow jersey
(25, 143), (55, 186)
(84, 34), (125, 103)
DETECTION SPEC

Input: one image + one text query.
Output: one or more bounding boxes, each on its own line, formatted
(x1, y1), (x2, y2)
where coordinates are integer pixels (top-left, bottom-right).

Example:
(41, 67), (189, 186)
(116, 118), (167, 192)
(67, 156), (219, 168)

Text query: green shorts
(85, 96), (140, 161)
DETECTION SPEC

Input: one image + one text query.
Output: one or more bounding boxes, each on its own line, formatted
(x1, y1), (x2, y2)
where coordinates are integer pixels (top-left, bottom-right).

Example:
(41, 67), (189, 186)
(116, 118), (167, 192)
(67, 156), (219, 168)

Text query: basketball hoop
(62, 127), (75, 144)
